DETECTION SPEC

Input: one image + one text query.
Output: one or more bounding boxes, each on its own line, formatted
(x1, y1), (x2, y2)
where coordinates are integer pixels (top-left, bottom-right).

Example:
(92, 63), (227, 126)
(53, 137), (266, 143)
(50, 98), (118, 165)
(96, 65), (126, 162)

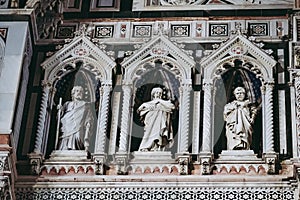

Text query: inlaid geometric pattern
(56, 25), (76, 39)
(171, 25), (190, 37)
(248, 23), (268, 36)
(95, 25), (114, 38)
(209, 24), (228, 36)
(133, 25), (152, 37)
(15, 185), (295, 200)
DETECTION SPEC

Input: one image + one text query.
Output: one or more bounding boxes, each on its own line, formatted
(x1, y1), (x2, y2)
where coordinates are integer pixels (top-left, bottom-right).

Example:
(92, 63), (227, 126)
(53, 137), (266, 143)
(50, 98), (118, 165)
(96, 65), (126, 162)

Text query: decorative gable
(122, 34), (195, 83)
(41, 34), (115, 85)
(201, 33), (277, 83)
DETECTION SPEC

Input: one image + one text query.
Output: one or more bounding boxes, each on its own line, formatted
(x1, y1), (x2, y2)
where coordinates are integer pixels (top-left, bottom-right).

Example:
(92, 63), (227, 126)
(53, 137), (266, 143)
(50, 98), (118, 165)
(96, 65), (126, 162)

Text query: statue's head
(151, 87), (163, 100)
(233, 87), (246, 101)
(71, 86), (84, 101)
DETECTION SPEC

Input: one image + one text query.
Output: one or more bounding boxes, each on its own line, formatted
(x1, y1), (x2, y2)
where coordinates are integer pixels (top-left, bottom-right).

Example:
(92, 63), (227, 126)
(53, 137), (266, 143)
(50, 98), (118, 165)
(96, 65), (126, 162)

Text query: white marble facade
(25, 17), (288, 178)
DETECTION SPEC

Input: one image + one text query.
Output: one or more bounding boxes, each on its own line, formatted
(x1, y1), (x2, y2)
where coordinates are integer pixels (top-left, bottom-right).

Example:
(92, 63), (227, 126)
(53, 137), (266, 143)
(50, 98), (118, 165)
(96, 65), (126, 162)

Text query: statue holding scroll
(223, 87), (257, 150)
(56, 86), (95, 151)
(137, 87), (175, 152)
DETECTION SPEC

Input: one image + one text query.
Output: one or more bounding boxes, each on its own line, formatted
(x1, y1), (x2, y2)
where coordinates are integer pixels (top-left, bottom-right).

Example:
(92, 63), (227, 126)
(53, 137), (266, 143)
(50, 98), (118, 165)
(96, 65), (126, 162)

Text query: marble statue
(57, 86), (95, 151)
(137, 87), (175, 151)
(223, 87), (257, 150)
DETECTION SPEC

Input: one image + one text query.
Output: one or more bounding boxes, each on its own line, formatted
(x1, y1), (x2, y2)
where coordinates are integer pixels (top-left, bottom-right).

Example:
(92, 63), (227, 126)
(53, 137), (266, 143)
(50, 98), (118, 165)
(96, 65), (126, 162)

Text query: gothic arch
(31, 34), (115, 159)
(200, 33), (277, 157)
(117, 35), (195, 156)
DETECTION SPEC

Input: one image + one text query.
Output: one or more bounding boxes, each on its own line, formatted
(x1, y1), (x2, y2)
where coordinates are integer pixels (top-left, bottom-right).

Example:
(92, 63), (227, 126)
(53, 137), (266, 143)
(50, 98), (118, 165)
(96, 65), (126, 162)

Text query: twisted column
(262, 82), (275, 153)
(192, 91), (201, 154)
(202, 83), (213, 153)
(33, 81), (52, 153)
(178, 84), (192, 153)
(95, 84), (112, 153)
(118, 84), (132, 152)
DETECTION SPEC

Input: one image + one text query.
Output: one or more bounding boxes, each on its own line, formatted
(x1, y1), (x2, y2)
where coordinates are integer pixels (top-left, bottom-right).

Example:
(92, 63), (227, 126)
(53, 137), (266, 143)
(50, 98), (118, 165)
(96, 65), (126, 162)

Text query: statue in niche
(223, 87), (257, 150)
(137, 87), (175, 152)
(56, 86), (95, 151)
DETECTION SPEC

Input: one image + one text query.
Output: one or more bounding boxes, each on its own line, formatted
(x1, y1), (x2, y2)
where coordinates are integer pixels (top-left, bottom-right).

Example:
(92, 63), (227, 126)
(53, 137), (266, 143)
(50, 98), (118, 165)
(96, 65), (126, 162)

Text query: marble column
(94, 83), (112, 153)
(290, 70), (300, 158)
(93, 82), (112, 175)
(192, 91), (201, 154)
(115, 83), (132, 174)
(198, 82), (213, 175)
(201, 82), (213, 153)
(261, 81), (277, 174)
(33, 81), (52, 154)
(261, 82), (275, 153)
(177, 83), (192, 153)
(29, 81), (53, 174)
(118, 84), (132, 153)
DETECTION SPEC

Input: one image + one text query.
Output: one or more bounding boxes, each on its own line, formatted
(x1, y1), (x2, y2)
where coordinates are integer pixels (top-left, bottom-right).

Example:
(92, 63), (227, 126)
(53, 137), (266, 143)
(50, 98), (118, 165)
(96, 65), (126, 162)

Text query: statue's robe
(58, 100), (94, 150)
(138, 99), (175, 151)
(223, 100), (255, 150)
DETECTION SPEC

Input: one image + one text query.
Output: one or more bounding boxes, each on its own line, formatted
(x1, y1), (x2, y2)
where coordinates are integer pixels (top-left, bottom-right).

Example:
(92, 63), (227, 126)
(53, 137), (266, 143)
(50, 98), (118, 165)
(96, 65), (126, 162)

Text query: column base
(198, 152), (213, 175)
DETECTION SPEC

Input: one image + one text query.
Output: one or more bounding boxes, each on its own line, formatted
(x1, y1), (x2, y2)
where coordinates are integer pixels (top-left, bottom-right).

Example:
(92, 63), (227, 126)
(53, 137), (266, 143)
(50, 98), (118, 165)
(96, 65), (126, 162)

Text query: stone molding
(15, 180), (296, 200)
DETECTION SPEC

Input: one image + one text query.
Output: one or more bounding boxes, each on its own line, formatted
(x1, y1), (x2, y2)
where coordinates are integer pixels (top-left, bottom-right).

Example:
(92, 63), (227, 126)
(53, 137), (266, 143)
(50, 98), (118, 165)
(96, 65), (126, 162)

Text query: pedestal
(131, 151), (174, 163)
(41, 150), (94, 175)
(214, 150), (267, 175)
(130, 151), (178, 175)
(218, 150), (259, 161)
(49, 150), (89, 161)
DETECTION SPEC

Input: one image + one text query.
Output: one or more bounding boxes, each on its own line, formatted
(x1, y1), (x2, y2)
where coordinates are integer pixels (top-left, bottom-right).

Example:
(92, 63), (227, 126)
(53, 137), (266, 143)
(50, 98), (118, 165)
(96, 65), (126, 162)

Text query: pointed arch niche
(30, 35), (115, 163)
(201, 34), (277, 161)
(118, 35), (195, 158)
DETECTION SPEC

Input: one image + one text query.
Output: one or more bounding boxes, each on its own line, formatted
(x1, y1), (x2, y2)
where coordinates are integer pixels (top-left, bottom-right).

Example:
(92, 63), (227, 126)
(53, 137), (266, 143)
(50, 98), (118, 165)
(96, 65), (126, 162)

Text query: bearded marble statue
(223, 87), (257, 150)
(57, 86), (95, 151)
(137, 87), (175, 152)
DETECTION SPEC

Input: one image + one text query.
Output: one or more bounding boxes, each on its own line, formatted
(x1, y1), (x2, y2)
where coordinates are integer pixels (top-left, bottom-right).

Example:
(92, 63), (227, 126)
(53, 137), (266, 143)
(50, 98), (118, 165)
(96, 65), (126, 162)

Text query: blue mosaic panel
(95, 25), (114, 38)
(209, 24), (228, 36)
(248, 23), (268, 36)
(171, 25), (190, 37)
(133, 25), (152, 37)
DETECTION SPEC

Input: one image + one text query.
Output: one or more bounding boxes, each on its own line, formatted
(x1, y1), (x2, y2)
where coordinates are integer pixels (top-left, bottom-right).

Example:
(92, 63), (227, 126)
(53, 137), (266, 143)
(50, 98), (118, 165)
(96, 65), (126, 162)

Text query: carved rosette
(119, 84), (132, 152)
(202, 82), (213, 152)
